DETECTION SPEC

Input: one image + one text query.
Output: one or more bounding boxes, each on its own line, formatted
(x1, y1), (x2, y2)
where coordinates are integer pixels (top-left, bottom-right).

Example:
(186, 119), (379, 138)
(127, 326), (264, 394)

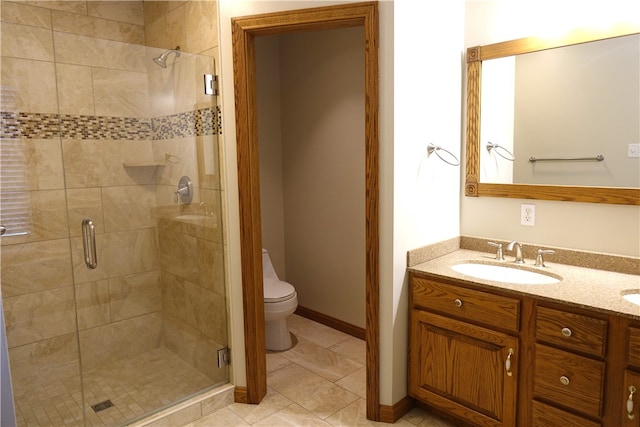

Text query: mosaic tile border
(1, 112), (61, 139)
(61, 115), (152, 140)
(0, 107), (222, 140)
(151, 106), (222, 140)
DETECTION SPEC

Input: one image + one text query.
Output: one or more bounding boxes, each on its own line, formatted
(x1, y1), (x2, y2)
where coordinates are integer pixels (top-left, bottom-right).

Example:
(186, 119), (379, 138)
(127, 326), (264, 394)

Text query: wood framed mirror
(465, 26), (640, 205)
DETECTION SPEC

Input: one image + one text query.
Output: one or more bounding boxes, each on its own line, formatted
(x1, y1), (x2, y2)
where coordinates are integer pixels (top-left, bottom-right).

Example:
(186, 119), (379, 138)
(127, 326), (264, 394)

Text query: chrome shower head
(153, 46), (181, 68)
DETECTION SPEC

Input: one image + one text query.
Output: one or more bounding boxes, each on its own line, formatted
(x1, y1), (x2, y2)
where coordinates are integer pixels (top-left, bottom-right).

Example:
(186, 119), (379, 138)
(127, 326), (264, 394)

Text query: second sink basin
(622, 291), (640, 306)
(451, 262), (560, 285)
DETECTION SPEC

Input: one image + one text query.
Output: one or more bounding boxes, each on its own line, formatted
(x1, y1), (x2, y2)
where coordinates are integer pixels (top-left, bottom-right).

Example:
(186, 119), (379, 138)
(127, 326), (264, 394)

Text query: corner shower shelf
(122, 162), (166, 168)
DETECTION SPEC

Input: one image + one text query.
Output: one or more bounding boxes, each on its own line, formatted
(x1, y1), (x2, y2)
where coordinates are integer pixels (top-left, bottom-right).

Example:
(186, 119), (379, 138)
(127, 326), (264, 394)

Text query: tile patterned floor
(181, 315), (456, 426)
(13, 347), (220, 427)
(13, 314), (454, 426)
(83, 348), (216, 426)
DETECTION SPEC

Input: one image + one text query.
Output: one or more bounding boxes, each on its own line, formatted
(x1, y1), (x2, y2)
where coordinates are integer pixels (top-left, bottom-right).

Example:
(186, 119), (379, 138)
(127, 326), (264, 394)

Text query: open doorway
(256, 25), (366, 340)
(231, 1), (380, 421)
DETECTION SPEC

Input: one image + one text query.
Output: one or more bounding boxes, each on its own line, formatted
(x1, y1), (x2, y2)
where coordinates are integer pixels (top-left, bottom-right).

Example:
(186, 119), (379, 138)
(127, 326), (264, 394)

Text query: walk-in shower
(0, 2), (227, 426)
(153, 46), (182, 68)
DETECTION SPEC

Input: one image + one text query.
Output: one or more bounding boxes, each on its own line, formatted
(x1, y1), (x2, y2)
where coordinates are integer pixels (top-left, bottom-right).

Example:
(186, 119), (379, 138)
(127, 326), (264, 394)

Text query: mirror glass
(466, 28), (640, 205)
(480, 34), (639, 188)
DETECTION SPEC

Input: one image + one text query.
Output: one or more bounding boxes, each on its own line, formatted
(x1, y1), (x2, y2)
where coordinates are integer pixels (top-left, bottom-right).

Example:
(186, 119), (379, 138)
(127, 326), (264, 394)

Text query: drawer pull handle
(561, 327), (572, 337)
(505, 348), (514, 377)
(454, 299), (463, 307)
(559, 376), (570, 386)
(628, 385), (636, 420)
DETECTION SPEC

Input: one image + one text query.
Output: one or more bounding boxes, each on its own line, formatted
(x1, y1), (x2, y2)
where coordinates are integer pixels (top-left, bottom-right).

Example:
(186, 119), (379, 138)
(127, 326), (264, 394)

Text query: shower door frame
(231, 1), (380, 421)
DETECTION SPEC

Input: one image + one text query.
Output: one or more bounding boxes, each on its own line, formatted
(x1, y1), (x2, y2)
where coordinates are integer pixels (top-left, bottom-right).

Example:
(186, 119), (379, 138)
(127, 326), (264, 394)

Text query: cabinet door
(409, 310), (518, 427)
(624, 370), (640, 427)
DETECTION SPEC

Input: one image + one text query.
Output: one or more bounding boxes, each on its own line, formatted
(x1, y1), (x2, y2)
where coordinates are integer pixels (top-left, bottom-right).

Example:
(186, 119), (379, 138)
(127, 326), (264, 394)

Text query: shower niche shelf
(122, 162), (166, 168)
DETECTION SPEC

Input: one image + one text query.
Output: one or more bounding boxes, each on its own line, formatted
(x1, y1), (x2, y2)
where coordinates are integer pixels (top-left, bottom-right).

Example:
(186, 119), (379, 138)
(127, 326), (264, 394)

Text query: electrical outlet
(521, 204), (535, 226)
(628, 143), (640, 158)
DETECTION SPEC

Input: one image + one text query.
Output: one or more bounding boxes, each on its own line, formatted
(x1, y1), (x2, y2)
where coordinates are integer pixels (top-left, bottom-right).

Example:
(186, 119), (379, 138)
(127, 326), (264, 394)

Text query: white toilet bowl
(262, 249), (298, 351)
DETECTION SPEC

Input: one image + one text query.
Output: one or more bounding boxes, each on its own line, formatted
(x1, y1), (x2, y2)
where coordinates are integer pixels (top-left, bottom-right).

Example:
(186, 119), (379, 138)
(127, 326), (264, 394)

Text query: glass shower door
(0, 2), (227, 423)
(75, 48), (228, 426)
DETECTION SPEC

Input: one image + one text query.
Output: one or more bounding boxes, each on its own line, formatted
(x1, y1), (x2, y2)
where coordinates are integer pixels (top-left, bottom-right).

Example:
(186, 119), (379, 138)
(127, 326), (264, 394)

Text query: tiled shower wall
(0, 0), (226, 421)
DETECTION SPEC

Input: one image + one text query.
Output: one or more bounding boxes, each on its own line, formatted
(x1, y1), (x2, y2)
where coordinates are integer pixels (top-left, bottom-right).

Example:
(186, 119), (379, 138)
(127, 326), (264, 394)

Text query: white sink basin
(451, 262), (560, 285)
(622, 291), (640, 306)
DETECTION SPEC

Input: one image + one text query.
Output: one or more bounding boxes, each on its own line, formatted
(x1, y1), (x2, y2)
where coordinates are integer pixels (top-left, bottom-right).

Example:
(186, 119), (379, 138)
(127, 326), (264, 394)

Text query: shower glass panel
(0, 3), (227, 425)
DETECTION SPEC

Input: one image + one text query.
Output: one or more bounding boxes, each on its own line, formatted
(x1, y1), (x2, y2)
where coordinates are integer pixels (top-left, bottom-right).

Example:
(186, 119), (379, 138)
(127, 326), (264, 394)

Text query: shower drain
(91, 400), (114, 413)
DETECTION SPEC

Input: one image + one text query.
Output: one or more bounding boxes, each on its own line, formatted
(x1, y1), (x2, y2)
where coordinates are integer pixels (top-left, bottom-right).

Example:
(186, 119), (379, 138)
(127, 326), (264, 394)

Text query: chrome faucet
(487, 241), (505, 260)
(535, 249), (555, 267)
(173, 186), (189, 203)
(507, 241), (525, 264)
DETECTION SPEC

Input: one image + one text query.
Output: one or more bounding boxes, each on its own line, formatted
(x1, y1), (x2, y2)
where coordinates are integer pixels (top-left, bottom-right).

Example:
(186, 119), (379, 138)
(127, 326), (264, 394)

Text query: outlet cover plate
(521, 204), (536, 226)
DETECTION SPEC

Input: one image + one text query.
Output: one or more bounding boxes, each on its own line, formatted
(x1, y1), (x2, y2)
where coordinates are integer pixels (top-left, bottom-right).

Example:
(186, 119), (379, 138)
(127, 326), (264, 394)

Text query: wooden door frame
(231, 1), (380, 420)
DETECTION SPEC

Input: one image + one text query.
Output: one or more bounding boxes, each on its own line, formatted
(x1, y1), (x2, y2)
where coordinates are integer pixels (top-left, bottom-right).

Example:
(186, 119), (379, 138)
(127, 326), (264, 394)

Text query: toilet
(262, 248), (298, 351)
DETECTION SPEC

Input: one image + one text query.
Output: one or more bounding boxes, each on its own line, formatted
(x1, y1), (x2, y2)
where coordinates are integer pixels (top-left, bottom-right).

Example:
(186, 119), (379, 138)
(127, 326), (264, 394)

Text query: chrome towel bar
(529, 154), (604, 163)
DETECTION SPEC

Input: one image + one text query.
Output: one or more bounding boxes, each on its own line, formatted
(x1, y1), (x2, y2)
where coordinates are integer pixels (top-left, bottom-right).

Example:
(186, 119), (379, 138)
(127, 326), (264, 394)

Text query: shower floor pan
(13, 347), (214, 427)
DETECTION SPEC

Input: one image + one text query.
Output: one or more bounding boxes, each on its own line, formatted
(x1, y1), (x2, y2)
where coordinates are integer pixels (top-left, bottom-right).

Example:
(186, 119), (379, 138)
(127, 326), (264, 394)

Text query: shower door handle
(82, 218), (97, 269)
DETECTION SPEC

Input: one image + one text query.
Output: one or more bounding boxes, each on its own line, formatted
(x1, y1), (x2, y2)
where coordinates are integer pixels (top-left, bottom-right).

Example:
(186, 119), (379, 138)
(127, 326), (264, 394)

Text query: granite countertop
(409, 249), (640, 321)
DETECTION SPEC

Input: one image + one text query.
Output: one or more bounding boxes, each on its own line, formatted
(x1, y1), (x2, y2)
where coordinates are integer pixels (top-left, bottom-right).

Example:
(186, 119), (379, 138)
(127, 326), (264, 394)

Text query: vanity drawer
(411, 276), (520, 332)
(531, 400), (601, 427)
(535, 306), (607, 357)
(629, 327), (640, 368)
(533, 344), (605, 419)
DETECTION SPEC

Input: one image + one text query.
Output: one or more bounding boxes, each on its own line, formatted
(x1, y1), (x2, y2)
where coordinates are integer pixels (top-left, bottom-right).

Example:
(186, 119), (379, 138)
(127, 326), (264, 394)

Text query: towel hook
(487, 142), (515, 161)
(427, 144), (459, 166)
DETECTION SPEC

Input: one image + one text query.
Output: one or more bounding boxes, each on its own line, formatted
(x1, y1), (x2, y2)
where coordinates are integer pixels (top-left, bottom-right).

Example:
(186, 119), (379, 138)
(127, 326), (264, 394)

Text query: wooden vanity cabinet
(409, 271), (640, 427)
(409, 274), (521, 426)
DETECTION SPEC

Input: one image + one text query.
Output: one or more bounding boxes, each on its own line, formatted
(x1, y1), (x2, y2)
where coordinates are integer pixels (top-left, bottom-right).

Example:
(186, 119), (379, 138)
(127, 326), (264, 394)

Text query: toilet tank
(262, 249), (280, 282)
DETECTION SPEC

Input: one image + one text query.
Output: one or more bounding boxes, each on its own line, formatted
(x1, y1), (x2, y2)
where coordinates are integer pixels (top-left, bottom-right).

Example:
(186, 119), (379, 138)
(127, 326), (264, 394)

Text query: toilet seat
(264, 279), (296, 303)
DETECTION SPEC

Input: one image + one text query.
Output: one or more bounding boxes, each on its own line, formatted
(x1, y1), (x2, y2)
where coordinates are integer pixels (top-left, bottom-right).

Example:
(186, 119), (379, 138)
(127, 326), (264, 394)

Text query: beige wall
(256, 35), (287, 277)
(256, 28), (366, 328)
(463, 0), (640, 257)
(281, 27), (366, 328)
